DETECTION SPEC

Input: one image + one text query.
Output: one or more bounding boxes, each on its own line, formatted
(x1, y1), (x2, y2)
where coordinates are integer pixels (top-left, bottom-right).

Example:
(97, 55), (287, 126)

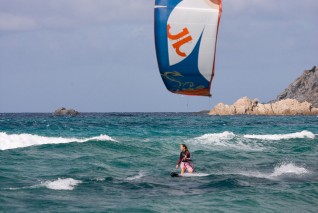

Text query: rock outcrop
(209, 66), (318, 115)
(53, 107), (79, 116)
(274, 66), (318, 107)
(209, 97), (318, 115)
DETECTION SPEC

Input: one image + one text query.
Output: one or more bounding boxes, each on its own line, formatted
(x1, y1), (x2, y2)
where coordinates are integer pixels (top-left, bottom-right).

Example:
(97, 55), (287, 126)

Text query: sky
(0, 0), (317, 112)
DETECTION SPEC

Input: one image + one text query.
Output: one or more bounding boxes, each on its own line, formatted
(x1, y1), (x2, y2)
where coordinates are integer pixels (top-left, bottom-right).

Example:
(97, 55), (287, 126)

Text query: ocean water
(0, 113), (317, 213)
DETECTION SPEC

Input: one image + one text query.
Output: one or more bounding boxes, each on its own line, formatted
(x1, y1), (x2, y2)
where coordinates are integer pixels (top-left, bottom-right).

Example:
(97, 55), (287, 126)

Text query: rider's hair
(181, 144), (189, 152)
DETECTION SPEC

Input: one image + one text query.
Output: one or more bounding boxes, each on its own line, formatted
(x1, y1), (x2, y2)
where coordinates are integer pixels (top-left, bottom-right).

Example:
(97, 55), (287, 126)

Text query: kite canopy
(154, 0), (222, 96)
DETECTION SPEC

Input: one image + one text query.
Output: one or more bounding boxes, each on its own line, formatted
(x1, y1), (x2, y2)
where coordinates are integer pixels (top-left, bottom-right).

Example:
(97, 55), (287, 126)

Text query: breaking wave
(234, 163), (310, 179)
(191, 131), (263, 151)
(41, 178), (82, 190)
(5, 178), (82, 191)
(0, 132), (117, 150)
(244, 131), (315, 140)
(126, 171), (145, 181)
(271, 163), (309, 177)
(194, 131), (236, 142)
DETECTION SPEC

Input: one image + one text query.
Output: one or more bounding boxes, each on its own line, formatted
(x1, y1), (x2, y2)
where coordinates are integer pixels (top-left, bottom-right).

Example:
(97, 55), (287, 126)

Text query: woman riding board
(176, 144), (194, 174)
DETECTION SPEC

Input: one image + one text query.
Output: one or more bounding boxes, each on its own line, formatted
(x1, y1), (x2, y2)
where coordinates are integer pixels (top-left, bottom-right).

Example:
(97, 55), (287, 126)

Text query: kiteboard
(170, 172), (180, 177)
(171, 172), (210, 177)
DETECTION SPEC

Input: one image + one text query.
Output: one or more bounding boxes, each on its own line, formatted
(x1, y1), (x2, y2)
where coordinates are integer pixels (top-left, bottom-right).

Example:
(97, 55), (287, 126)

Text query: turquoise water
(0, 113), (317, 212)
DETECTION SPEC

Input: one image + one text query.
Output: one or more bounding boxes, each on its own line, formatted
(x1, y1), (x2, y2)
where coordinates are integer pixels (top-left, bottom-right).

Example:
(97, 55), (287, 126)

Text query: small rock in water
(53, 107), (79, 116)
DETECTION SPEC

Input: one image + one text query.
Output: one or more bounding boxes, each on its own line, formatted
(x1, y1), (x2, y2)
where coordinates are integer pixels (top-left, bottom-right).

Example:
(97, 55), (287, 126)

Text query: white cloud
(224, 0), (270, 12)
(0, 0), (153, 31)
(224, 0), (318, 13)
(2, 0), (317, 32)
(0, 13), (37, 31)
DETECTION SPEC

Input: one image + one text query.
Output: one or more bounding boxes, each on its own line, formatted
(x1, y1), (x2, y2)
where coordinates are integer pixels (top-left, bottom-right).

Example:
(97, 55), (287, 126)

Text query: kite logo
(167, 24), (193, 57)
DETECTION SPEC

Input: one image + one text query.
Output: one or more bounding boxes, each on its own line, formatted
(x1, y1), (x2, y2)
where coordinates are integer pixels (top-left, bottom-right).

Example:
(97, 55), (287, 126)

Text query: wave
(244, 130), (315, 140)
(0, 132), (117, 150)
(6, 185), (39, 191)
(41, 178), (82, 190)
(191, 131), (263, 151)
(234, 163), (310, 179)
(5, 178), (82, 191)
(126, 172), (145, 181)
(194, 131), (236, 142)
(271, 163), (309, 177)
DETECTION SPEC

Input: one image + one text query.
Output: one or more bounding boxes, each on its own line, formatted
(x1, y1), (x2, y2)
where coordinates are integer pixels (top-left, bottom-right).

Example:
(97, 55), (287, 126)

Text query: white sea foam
(6, 178), (82, 191)
(191, 131), (262, 151)
(6, 185), (39, 191)
(194, 131), (236, 142)
(234, 163), (309, 179)
(244, 130), (315, 140)
(41, 178), (82, 190)
(0, 132), (117, 150)
(89, 135), (117, 142)
(271, 163), (309, 177)
(126, 172), (145, 181)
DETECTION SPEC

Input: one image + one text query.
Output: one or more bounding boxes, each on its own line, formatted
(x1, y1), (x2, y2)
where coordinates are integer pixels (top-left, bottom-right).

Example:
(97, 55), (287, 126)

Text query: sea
(0, 113), (317, 213)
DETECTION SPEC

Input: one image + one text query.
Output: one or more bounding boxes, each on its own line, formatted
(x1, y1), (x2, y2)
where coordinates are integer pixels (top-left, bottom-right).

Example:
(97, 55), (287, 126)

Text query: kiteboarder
(176, 144), (194, 174)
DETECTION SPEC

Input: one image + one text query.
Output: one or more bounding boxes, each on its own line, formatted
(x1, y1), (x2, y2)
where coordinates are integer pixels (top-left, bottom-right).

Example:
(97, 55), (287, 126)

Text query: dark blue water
(0, 113), (317, 212)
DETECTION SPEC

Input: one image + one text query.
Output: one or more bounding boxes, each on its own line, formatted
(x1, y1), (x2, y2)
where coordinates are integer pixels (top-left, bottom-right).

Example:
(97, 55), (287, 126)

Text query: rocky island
(209, 66), (318, 116)
(53, 107), (80, 116)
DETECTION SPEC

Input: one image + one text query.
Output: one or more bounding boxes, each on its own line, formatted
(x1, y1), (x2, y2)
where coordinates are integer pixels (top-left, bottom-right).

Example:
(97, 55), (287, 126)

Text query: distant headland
(209, 66), (318, 116)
